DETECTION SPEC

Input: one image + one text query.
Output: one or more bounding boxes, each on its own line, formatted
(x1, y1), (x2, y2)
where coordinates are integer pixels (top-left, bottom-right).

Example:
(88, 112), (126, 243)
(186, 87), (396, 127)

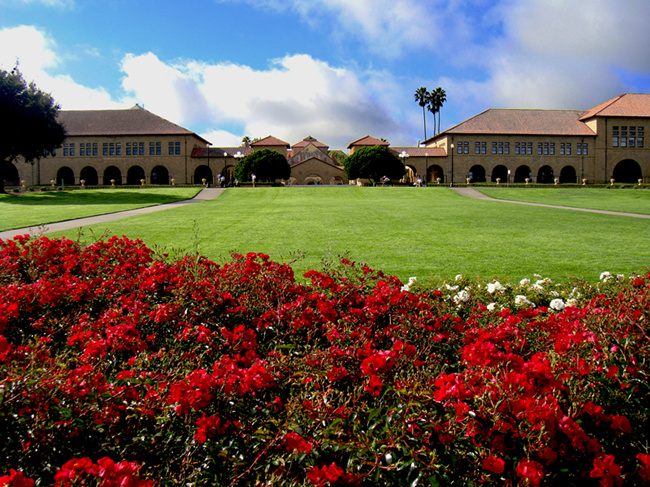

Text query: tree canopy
(0, 66), (66, 192)
(343, 145), (405, 183)
(234, 148), (291, 183)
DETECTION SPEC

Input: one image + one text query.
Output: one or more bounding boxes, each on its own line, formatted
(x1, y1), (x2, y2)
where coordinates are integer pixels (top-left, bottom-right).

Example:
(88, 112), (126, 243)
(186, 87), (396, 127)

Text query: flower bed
(0, 236), (648, 486)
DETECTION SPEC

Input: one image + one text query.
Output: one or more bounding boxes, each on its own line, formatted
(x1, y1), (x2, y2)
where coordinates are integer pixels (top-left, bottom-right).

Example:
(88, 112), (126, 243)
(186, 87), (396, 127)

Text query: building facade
(5, 93), (649, 187)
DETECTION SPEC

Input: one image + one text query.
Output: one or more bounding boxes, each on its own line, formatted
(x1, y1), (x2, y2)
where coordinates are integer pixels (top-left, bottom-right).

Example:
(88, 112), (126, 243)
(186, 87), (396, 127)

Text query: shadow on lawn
(0, 191), (196, 206)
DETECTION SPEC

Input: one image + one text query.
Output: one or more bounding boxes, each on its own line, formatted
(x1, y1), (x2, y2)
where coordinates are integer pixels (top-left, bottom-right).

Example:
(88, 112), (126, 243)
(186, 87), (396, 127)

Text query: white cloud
(446, 0), (650, 113)
(120, 52), (407, 148)
(0, 25), (126, 110)
(218, 0), (440, 58)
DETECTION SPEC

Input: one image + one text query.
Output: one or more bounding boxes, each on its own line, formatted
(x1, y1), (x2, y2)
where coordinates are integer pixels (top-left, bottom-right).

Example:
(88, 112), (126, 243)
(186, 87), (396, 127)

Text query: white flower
(534, 274), (542, 279)
(487, 281), (505, 294)
(487, 302), (496, 311)
(549, 298), (565, 311)
(531, 284), (544, 292)
(401, 276), (417, 292)
(515, 295), (534, 308)
(453, 290), (470, 305)
(455, 274), (463, 282)
(445, 284), (459, 291)
(566, 298), (578, 307)
(600, 271), (613, 282)
(549, 291), (560, 298)
(617, 274), (625, 281)
(519, 278), (530, 287)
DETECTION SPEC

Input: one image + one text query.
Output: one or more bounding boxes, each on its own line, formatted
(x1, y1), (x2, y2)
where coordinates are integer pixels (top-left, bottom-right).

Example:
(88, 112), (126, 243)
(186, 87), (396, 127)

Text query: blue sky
(2, 0), (650, 150)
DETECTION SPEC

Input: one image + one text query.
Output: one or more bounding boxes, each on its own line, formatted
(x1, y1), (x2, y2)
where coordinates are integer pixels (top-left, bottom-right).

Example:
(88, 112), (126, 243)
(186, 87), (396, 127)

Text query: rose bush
(0, 235), (648, 486)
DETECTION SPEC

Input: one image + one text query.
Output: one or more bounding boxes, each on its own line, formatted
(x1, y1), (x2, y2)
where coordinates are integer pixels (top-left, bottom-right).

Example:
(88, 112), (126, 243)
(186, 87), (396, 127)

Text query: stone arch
(537, 165), (554, 184)
(612, 159), (642, 183)
(514, 165), (532, 183)
(1, 162), (20, 186)
(305, 175), (323, 185)
(403, 165), (416, 183)
(127, 166), (145, 185)
(469, 165), (486, 182)
(151, 165), (169, 185)
(428, 165), (444, 183)
(330, 176), (344, 185)
(80, 166), (98, 186)
(57, 166), (75, 186)
(491, 164), (508, 183)
(194, 165), (212, 185)
(559, 165), (577, 184)
(222, 165), (235, 185)
(103, 166), (122, 185)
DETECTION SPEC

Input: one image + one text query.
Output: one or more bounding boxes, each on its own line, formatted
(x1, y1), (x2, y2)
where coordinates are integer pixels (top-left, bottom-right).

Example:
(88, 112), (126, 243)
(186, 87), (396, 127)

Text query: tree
(343, 145), (405, 183)
(234, 148), (290, 183)
(414, 87), (430, 144)
(0, 66), (66, 193)
(428, 87), (447, 136)
(241, 135), (251, 147)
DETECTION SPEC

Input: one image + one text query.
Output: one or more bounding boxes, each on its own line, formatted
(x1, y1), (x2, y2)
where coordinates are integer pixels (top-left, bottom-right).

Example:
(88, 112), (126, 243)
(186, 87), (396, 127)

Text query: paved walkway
(0, 188), (225, 241)
(451, 187), (650, 219)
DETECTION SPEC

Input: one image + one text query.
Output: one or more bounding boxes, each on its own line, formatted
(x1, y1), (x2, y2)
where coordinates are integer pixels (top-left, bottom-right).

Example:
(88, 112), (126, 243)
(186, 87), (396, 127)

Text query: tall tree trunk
(422, 106), (427, 143)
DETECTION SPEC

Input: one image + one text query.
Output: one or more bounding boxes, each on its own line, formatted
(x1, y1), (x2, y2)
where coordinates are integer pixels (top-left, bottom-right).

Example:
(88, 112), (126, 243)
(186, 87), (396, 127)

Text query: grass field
(477, 187), (650, 215)
(0, 188), (201, 232)
(40, 187), (650, 284)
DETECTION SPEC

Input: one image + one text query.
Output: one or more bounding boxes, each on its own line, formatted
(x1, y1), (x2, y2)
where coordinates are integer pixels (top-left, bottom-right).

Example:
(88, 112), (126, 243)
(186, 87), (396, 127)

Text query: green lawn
(0, 188), (201, 232)
(44, 187), (650, 283)
(476, 187), (650, 215)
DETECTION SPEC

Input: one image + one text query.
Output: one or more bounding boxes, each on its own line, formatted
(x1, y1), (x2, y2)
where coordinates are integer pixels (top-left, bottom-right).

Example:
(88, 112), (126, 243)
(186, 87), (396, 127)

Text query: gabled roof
(292, 136), (329, 151)
(347, 135), (390, 149)
(250, 135), (290, 147)
(428, 109), (595, 141)
(58, 105), (210, 143)
(389, 147), (446, 158)
(580, 93), (650, 120)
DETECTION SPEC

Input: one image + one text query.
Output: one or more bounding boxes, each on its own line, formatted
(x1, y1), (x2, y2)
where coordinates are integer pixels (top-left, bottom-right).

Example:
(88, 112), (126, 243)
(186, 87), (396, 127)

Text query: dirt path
(451, 187), (650, 219)
(0, 188), (225, 241)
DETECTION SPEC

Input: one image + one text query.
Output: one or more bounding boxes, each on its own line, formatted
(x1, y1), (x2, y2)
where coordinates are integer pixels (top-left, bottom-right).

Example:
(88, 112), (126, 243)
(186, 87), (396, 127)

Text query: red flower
(284, 431), (313, 454)
(0, 470), (34, 487)
(637, 453), (650, 483)
(590, 455), (623, 487)
(515, 460), (544, 486)
(364, 374), (383, 396)
(482, 455), (505, 474)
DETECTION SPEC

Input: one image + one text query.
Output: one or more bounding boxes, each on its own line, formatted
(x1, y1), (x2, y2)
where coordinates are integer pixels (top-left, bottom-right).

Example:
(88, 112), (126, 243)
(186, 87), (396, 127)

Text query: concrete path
(451, 186), (650, 219)
(0, 188), (225, 241)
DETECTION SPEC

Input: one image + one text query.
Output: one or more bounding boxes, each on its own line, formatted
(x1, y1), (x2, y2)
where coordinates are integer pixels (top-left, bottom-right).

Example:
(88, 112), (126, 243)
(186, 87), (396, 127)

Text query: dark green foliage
(0, 66), (66, 192)
(234, 148), (291, 183)
(343, 145), (405, 182)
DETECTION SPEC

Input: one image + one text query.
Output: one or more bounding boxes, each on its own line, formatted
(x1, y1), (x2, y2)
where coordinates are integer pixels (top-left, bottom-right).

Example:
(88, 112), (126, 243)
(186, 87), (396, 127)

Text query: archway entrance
(491, 165), (508, 183)
(80, 166), (98, 186)
(429, 165), (444, 183)
(57, 167), (75, 185)
(194, 165), (213, 185)
(305, 175), (323, 185)
(613, 159), (642, 183)
(151, 165), (169, 185)
(514, 165), (531, 183)
(560, 165), (577, 184)
(1, 162), (20, 186)
(469, 165), (486, 182)
(537, 165), (554, 184)
(127, 166), (145, 185)
(103, 166), (122, 185)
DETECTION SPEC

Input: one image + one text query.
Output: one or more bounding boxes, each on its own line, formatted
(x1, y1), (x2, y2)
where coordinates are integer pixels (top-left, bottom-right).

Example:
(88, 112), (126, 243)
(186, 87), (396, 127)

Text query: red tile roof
(58, 105), (209, 143)
(430, 109), (595, 139)
(292, 136), (329, 151)
(347, 135), (390, 149)
(250, 135), (290, 147)
(580, 93), (650, 120)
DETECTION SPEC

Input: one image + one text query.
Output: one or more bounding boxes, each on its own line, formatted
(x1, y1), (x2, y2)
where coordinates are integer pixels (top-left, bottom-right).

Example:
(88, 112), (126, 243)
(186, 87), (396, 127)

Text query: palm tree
(429, 87), (447, 136)
(414, 87), (430, 144)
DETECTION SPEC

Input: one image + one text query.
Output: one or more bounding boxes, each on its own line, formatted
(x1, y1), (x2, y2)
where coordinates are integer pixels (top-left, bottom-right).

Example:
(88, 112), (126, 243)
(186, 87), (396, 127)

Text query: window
(515, 142), (521, 155)
(544, 143), (549, 155)
(612, 126), (619, 147)
(93, 143), (98, 156)
(64, 143), (75, 156)
(116, 143), (121, 156)
(566, 143), (571, 155)
(475, 142), (481, 154)
(638, 126), (645, 148)
(457, 141), (468, 154)
(577, 143), (588, 155)
(526, 142), (532, 155)
(504, 142), (510, 155)
(109, 142), (115, 156)
(80, 143), (86, 156)
(498, 142), (503, 155)
(103, 143), (109, 156)
(150, 142), (155, 155)
(538, 142), (543, 155)
(138, 142), (144, 155)
(549, 143), (555, 155)
(492, 142), (497, 154)
(560, 143), (565, 155)
(480, 142), (486, 154)
(126, 143), (132, 156)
